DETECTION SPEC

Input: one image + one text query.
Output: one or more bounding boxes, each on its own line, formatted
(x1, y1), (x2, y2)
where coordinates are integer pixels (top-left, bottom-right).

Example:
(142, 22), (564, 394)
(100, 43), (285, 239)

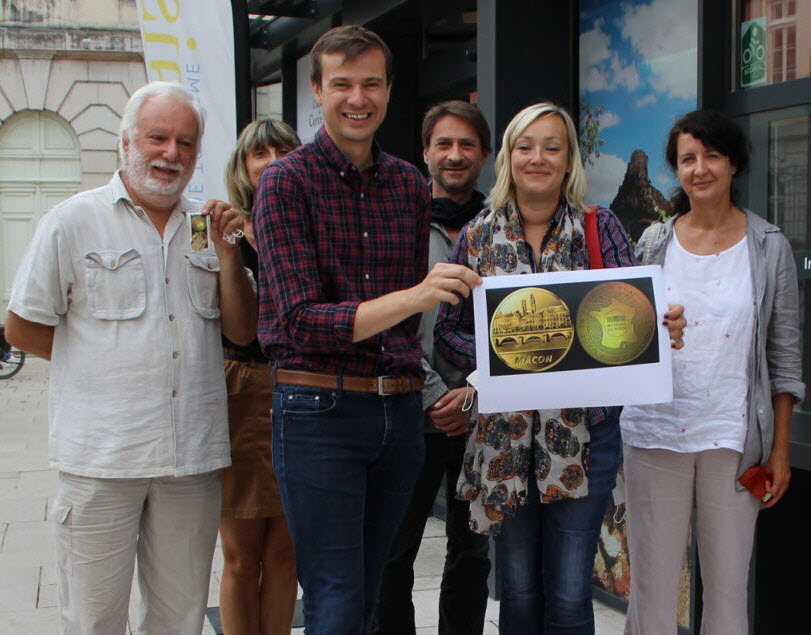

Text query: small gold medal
(489, 287), (574, 372)
(188, 212), (211, 251)
(575, 281), (656, 365)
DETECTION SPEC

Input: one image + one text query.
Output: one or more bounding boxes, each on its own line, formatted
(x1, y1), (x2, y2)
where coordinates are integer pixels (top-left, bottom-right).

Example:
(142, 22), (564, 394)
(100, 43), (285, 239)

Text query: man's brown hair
(310, 25), (393, 87)
(421, 101), (492, 155)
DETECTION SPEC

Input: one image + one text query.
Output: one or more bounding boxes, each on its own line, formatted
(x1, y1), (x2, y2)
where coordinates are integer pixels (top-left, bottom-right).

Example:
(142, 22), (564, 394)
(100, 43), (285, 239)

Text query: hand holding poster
(473, 265), (672, 412)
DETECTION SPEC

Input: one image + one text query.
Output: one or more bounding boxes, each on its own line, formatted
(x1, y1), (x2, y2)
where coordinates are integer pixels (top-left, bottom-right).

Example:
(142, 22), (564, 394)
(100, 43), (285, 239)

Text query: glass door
(740, 104), (811, 433)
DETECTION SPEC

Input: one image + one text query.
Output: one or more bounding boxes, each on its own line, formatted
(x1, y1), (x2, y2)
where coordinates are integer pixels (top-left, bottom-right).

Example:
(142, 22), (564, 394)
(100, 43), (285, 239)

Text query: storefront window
(768, 114), (811, 412)
(738, 0), (810, 88)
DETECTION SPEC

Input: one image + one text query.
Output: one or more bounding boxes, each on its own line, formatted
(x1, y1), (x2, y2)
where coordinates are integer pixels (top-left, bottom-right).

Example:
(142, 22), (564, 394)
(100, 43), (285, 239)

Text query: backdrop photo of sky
(579, 0), (698, 230)
(580, 3), (698, 623)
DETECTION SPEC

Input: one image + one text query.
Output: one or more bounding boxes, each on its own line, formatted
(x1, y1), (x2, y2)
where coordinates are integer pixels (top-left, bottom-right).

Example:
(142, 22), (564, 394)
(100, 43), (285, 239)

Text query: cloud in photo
(635, 94), (656, 108)
(620, 0), (698, 100)
(620, 0), (697, 59)
(581, 64), (609, 92)
(580, 19), (611, 68)
(599, 110), (621, 128)
(611, 54), (639, 90)
(580, 17), (638, 93)
(585, 153), (628, 206)
(657, 170), (674, 187)
(581, 53), (639, 93)
(645, 49), (697, 100)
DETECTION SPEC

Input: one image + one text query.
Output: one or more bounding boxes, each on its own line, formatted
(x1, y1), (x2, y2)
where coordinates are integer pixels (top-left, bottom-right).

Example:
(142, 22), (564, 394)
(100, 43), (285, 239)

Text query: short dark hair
(666, 109), (750, 173)
(665, 109), (750, 214)
(310, 25), (393, 87)
(421, 101), (492, 154)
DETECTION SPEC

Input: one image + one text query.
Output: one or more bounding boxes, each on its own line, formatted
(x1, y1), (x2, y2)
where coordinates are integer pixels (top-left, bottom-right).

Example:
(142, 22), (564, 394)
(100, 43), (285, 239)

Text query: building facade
(0, 0), (146, 317)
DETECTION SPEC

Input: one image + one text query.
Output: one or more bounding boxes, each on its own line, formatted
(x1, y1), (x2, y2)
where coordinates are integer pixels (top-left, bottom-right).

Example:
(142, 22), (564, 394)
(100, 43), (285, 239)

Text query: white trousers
(52, 471), (221, 635)
(623, 446), (760, 635)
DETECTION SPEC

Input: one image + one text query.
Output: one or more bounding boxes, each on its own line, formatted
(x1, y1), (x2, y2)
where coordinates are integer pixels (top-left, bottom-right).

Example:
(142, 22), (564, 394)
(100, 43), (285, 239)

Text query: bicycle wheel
(0, 349), (25, 379)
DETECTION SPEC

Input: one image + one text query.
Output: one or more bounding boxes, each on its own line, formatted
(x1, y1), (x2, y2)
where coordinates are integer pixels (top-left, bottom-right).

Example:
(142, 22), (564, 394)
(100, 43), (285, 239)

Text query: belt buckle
(377, 375), (395, 396)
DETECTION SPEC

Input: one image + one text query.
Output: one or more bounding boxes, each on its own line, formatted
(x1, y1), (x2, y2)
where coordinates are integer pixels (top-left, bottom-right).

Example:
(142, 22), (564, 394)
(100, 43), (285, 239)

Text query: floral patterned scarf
(458, 200), (593, 535)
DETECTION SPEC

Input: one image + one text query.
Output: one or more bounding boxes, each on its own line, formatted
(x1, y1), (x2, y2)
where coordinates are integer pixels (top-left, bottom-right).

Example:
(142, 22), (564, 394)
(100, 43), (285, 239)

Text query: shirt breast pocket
(185, 252), (221, 319)
(84, 249), (146, 320)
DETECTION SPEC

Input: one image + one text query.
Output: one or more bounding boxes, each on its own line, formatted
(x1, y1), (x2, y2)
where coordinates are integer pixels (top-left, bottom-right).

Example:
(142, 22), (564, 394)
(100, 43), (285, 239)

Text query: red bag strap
(585, 205), (603, 269)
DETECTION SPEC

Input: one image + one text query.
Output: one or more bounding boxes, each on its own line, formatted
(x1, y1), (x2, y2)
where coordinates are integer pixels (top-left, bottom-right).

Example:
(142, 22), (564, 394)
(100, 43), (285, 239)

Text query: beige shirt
(9, 172), (232, 478)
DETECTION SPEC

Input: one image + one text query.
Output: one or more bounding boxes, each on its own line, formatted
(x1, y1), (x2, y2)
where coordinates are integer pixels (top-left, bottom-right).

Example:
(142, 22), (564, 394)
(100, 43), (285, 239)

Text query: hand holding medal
(199, 199), (245, 255)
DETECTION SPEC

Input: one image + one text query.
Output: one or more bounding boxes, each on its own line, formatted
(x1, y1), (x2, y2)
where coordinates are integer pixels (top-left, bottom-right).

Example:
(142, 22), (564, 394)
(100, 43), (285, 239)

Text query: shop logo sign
(741, 18), (767, 87)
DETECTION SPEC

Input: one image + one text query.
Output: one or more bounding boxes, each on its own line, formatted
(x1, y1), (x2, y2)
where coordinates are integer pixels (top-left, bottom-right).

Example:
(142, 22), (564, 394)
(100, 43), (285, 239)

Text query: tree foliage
(579, 102), (605, 167)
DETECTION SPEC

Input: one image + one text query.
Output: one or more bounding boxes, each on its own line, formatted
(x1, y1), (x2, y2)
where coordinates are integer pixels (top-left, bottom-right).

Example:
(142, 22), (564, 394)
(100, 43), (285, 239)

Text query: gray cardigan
(637, 210), (805, 481)
(418, 222), (469, 433)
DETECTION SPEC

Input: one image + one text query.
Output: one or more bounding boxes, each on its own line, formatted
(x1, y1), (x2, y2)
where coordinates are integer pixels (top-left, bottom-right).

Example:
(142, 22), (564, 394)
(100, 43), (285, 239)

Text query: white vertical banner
(296, 55), (323, 144)
(135, 0), (236, 201)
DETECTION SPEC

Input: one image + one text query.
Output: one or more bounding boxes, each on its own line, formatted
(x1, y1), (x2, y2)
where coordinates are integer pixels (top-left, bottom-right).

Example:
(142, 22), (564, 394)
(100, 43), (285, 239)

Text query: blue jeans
(272, 383), (425, 634)
(375, 433), (491, 635)
(495, 415), (621, 635)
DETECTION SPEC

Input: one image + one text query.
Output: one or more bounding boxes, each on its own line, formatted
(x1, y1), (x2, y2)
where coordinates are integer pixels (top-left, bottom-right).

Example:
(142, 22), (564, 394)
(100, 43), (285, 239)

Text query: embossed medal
(188, 212), (210, 251)
(575, 281), (656, 365)
(489, 287), (574, 372)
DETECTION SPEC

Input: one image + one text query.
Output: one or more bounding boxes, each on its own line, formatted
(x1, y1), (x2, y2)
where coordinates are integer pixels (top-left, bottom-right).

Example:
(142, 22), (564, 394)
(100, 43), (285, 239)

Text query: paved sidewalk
(0, 357), (625, 634)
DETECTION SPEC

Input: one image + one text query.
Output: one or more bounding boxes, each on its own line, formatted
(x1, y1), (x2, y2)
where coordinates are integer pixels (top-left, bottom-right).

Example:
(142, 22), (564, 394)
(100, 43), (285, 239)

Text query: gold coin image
(576, 281), (656, 365)
(489, 287), (574, 372)
(191, 216), (208, 232)
(191, 231), (208, 251)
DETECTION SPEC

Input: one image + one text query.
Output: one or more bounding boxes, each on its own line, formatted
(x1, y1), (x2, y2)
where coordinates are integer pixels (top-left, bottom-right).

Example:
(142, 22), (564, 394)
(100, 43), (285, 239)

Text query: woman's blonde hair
(487, 102), (588, 213)
(225, 119), (301, 214)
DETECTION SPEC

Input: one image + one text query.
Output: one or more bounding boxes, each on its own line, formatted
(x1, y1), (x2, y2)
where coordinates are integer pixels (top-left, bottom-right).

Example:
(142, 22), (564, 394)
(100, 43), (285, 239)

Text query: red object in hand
(738, 465), (773, 503)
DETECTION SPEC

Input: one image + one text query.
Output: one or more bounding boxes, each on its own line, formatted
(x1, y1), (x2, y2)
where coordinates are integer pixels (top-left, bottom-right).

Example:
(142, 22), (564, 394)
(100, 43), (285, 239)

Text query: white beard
(124, 144), (193, 203)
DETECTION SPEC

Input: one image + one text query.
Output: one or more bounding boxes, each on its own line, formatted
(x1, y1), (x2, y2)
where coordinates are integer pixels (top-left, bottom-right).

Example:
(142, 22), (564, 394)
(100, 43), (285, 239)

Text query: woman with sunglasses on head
(621, 109), (803, 634)
(220, 119), (301, 634)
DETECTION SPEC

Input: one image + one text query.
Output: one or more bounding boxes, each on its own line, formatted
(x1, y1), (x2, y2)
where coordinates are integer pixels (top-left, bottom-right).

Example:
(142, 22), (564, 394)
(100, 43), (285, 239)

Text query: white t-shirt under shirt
(621, 231), (755, 453)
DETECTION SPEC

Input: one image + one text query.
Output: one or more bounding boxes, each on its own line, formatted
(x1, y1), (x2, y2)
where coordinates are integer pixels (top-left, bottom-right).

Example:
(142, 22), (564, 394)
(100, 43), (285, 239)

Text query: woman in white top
(621, 109), (804, 634)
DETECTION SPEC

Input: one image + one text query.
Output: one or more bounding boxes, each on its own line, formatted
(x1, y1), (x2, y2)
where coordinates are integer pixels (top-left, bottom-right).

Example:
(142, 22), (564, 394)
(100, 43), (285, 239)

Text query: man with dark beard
(6, 81), (256, 634)
(375, 101), (493, 634)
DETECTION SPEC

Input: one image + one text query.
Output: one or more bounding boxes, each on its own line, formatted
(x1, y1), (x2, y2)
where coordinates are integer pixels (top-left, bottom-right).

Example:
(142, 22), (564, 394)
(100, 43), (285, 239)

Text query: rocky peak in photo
(609, 149), (672, 243)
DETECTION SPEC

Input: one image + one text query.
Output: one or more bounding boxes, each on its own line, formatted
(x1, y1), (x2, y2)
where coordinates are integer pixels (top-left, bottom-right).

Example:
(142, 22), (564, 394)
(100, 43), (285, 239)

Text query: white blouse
(621, 232), (755, 453)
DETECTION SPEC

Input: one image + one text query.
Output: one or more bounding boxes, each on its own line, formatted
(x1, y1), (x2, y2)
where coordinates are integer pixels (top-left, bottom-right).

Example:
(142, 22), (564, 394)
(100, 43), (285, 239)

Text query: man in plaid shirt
(253, 25), (480, 633)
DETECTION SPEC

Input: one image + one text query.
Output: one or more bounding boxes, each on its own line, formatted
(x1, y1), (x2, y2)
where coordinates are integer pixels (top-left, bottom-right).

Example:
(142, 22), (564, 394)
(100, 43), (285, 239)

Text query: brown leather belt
(273, 368), (424, 395)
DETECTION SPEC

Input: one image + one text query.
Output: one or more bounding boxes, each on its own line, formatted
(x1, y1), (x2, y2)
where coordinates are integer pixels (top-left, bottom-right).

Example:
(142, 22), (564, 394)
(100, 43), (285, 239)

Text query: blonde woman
(220, 119), (301, 634)
(435, 102), (684, 634)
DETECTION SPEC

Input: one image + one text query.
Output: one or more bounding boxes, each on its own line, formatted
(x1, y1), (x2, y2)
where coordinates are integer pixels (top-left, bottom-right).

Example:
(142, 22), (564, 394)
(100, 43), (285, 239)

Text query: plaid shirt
(253, 127), (431, 377)
(435, 205), (636, 424)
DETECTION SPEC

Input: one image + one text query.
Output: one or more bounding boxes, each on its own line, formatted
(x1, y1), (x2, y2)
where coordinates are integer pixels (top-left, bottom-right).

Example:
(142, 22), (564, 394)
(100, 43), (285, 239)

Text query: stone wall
(0, 0), (146, 189)
(1, 0), (138, 29)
